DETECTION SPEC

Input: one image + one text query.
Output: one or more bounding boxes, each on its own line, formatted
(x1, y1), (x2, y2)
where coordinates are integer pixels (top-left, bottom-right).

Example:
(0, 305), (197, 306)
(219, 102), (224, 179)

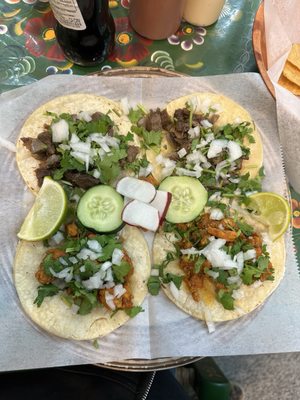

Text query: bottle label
(49, 0), (86, 31)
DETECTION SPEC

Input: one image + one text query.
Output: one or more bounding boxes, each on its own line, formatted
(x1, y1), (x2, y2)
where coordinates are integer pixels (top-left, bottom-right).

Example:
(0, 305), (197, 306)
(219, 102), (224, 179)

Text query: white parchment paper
(264, 0), (300, 192)
(0, 73), (299, 372)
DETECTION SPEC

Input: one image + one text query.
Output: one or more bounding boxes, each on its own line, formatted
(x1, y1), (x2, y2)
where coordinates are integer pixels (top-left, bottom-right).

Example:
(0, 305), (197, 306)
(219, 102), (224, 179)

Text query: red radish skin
(122, 200), (160, 232)
(116, 177), (156, 203)
(150, 191), (172, 224)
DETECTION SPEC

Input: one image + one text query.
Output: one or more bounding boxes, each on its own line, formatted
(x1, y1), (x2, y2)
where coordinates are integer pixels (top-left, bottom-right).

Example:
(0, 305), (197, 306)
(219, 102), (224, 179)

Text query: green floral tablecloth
(0, 0), (299, 265)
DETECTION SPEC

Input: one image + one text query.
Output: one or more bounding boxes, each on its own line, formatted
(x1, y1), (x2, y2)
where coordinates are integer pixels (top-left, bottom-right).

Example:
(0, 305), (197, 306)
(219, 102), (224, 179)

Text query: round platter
(92, 65), (201, 371)
(92, 66), (186, 78)
(252, 1), (275, 97)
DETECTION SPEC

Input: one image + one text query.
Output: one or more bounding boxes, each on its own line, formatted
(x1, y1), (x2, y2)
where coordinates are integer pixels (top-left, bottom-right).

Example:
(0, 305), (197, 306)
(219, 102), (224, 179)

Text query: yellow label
(49, 0), (86, 31)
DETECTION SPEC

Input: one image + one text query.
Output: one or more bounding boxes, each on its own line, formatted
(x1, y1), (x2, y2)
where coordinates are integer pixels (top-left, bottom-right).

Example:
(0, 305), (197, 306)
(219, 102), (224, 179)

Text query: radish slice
(150, 190), (172, 224)
(122, 200), (160, 231)
(116, 177), (156, 203)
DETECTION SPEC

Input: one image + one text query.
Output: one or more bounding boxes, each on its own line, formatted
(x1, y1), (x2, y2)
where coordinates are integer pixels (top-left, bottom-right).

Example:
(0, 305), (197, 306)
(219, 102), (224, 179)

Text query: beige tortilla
(14, 225), (150, 340)
(153, 226), (285, 322)
(148, 92), (263, 182)
(16, 94), (133, 194)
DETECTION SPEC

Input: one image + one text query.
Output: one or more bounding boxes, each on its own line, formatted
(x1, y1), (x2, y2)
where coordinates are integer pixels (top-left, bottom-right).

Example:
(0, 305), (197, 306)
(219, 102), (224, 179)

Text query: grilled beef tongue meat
(64, 171), (100, 189)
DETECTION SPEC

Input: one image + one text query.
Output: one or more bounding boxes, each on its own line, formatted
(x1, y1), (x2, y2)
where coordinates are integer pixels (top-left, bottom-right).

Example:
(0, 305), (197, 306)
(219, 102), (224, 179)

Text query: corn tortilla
(16, 94), (133, 194)
(148, 92), (263, 183)
(14, 225), (151, 340)
(153, 224), (285, 322)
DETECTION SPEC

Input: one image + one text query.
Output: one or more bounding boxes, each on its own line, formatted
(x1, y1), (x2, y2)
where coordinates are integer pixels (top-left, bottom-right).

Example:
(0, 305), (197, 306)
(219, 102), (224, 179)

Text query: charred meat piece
(64, 171), (100, 189)
(35, 264), (54, 284)
(160, 109), (173, 130)
(36, 167), (52, 187)
(21, 138), (47, 160)
(37, 131), (55, 155)
(174, 108), (191, 133)
(91, 112), (104, 121)
(145, 109), (163, 132)
(46, 154), (61, 168)
(126, 145), (139, 163)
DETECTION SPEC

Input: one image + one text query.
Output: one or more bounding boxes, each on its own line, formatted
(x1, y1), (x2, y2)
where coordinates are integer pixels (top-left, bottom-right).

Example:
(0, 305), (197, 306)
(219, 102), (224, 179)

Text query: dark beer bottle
(49, 0), (115, 66)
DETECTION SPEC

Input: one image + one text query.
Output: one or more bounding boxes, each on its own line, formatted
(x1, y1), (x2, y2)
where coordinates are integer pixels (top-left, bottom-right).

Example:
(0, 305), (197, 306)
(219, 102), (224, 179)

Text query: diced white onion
(169, 281), (180, 300)
(243, 249), (256, 261)
(70, 133), (80, 144)
(232, 288), (245, 300)
(176, 167), (202, 178)
(70, 151), (86, 164)
(234, 251), (244, 275)
(201, 119), (213, 128)
(77, 248), (102, 261)
(91, 169), (101, 179)
(138, 164), (153, 177)
(151, 269), (160, 276)
(70, 194), (80, 204)
(87, 240), (102, 253)
(215, 160), (230, 180)
(102, 261), (112, 272)
(114, 284), (126, 298)
(0, 137), (16, 152)
(69, 256), (78, 264)
(252, 280), (263, 288)
(50, 267), (73, 282)
(79, 265), (86, 272)
(105, 291), (116, 310)
(112, 248), (124, 266)
(104, 282), (115, 289)
(207, 139), (228, 159)
(58, 144), (70, 151)
(105, 268), (114, 282)
(82, 271), (103, 290)
(52, 119), (69, 143)
(181, 247), (201, 255)
(227, 275), (242, 284)
(229, 177), (240, 184)
(206, 321), (216, 334)
(78, 111), (92, 122)
(210, 208), (224, 220)
(206, 270), (219, 279)
(58, 257), (68, 266)
(51, 231), (64, 245)
(208, 191), (222, 201)
(177, 148), (187, 158)
(227, 140), (243, 161)
(70, 141), (91, 154)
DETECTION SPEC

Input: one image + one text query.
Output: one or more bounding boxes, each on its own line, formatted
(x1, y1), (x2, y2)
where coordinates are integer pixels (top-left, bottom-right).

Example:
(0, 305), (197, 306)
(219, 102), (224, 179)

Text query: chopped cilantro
(217, 290), (234, 310)
(34, 284), (60, 307)
(236, 221), (254, 236)
(125, 306), (144, 318)
(112, 261), (131, 283)
(163, 273), (183, 290)
(147, 276), (161, 295)
(194, 255), (206, 273)
(128, 108), (145, 124)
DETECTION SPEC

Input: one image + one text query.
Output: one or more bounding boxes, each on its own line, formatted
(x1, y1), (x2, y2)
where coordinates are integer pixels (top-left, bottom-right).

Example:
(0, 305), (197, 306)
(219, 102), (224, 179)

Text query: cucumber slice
(77, 185), (124, 233)
(159, 176), (207, 223)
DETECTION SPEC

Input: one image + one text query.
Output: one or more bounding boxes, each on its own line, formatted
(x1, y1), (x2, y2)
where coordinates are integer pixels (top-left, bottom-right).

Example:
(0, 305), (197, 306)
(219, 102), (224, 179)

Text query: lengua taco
(16, 93), (147, 194)
(14, 224), (150, 340)
(152, 208), (285, 323)
(144, 92), (263, 192)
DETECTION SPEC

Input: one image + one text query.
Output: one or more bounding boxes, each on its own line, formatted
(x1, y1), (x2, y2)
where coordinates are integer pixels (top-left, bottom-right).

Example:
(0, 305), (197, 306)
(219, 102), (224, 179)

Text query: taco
(145, 92), (263, 188)
(16, 93), (144, 194)
(152, 209), (285, 322)
(14, 224), (150, 340)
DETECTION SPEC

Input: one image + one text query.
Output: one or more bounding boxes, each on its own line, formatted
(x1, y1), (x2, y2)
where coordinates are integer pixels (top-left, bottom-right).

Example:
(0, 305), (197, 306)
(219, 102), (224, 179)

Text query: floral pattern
(168, 25), (206, 51)
(23, 11), (65, 61)
(292, 199), (300, 229)
(109, 16), (152, 66)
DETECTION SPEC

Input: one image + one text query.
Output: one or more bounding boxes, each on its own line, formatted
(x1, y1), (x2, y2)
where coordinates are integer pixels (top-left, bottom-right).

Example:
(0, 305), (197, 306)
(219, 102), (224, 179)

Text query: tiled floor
(215, 353), (300, 400)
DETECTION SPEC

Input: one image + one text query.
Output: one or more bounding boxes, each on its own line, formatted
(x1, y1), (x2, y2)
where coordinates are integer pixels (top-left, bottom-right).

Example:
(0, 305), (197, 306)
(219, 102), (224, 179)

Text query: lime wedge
(248, 192), (291, 241)
(18, 177), (67, 241)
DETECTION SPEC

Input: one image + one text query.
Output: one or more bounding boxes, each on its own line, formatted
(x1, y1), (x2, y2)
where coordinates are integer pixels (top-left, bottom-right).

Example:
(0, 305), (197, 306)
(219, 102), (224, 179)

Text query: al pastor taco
(14, 224), (150, 340)
(143, 92), (263, 194)
(16, 93), (145, 194)
(152, 208), (285, 322)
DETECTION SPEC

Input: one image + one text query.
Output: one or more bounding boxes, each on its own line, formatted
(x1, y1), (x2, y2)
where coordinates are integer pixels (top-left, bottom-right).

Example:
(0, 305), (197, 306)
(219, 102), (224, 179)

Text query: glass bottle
(129, 0), (186, 40)
(49, 0), (115, 66)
